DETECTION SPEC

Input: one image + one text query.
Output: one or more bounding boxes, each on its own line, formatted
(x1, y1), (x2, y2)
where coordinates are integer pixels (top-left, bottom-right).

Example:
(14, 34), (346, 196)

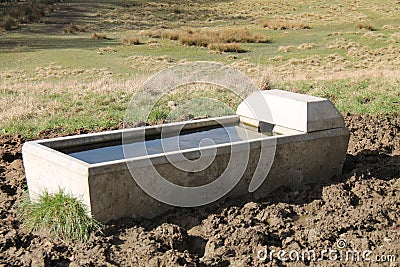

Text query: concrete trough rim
(22, 116), (348, 176)
(35, 115), (240, 150)
(22, 142), (90, 176)
(21, 115), (239, 172)
(86, 126), (347, 175)
(87, 135), (279, 175)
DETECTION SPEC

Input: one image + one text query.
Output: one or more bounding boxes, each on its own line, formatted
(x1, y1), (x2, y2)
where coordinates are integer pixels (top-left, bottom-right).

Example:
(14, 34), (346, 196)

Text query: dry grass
(161, 30), (181, 40)
(328, 32), (343, 36)
(121, 36), (140, 46)
(297, 43), (317, 50)
(63, 23), (90, 34)
(0, 86), (62, 127)
(326, 38), (361, 50)
(382, 25), (400, 30)
(90, 32), (109, 40)
(356, 22), (376, 31)
(268, 55), (284, 62)
(2, 0), (400, 136)
(271, 41), (400, 79)
(142, 29), (162, 38)
(194, 28), (268, 44)
(207, 43), (245, 53)
(260, 19), (310, 30)
(97, 46), (117, 54)
(242, 63), (400, 93)
(278, 45), (296, 52)
(0, 0), (60, 30)
(0, 75), (146, 130)
(362, 32), (384, 40)
(142, 28), (268, 52)
(258, 72), (272, 90)
(178, 31), (209, 47)
(32, 64), (112, 78)
(148, 28), (269, 44)
(126, 55), (179, 73)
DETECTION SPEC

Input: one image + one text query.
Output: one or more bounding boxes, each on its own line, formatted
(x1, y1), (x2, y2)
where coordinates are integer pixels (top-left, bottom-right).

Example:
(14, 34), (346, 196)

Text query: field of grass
(1, 0), (399, 138)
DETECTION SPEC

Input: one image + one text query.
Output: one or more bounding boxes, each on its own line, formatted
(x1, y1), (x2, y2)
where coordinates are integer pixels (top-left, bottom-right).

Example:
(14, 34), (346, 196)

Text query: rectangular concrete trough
(22, 90), (349, 223)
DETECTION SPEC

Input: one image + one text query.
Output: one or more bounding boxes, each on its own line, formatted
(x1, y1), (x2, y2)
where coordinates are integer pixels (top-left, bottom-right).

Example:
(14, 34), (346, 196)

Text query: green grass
(124, 83), (241, 124)
(15, 190), (103, 241)
(278, 78), (400, 114)
(1, 89), (130, 138)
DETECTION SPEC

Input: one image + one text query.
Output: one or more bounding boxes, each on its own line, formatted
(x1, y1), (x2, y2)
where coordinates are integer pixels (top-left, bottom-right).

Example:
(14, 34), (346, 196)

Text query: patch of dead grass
(356, 22), (376, 31)
(278, 45), (296, 52)
(207, 43), (246, 53)
(121, 36), (140, 46)
(297, 43), (317, 50)
(260, 19), (310, 30)
(90, 32), (109, 40)
(127, 55), (179, 72)
(382, 25), (400, 30)
(142, 28), (269, 52)
(63, 23), (94, 34)
(34, 64), (112, 79)
(97, 47), (117, 54)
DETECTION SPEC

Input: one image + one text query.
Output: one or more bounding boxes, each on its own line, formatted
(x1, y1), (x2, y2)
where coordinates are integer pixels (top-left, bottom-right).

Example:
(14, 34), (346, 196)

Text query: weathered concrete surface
(85, 128), (348, 221)
(236, 89), (345, 132)
(22, 142), (91, 208)
(23, 127), (348, 222)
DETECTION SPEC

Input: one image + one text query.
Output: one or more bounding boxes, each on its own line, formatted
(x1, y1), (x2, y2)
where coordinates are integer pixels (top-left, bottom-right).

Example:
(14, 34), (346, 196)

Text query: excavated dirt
(0, 114), (399, 266)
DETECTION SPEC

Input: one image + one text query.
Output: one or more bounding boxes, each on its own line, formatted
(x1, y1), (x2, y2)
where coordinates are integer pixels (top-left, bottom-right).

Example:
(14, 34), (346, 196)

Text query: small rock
(179, 114), (195, 121)
(167, 101), (177, 109)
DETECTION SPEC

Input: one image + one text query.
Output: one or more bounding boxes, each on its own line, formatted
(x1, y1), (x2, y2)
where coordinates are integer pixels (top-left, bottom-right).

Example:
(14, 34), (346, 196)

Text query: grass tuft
(260, 19), (310, 30)
(142, 29), (162, 38)
(180, 28), (269, 45)
(207, 42), (245, 53)
(148, 108), (169, 123)
(63, 22), (89, 34)
(356, 22), (376, 31)
(121, 36), (140, 45)
(161, 29), (181, 40)
(258, 73), (272, 90)
(144, 28), (268, 52)
(16, 190), (103, 242)
(90, 32), (109, 40)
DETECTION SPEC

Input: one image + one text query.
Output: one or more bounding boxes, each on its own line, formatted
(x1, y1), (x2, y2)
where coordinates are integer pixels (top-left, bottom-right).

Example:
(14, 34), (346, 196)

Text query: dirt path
(0, 114), (399, 266)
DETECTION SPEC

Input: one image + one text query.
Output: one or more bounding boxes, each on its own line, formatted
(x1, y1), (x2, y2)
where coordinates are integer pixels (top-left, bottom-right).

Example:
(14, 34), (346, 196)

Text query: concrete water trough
(22, 90), (349, 223)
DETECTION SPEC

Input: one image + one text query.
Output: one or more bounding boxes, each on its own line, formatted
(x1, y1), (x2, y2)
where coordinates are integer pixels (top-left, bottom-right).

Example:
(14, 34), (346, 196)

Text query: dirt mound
(0, 114), (399, 266)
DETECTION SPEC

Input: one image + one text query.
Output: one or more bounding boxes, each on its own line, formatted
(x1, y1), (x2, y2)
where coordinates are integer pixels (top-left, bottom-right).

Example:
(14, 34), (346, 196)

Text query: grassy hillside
(1, 0), (399, 137)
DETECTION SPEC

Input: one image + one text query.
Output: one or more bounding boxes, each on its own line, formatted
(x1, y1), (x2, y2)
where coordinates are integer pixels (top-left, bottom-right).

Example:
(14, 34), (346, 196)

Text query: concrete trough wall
(22, 90), (349, 223)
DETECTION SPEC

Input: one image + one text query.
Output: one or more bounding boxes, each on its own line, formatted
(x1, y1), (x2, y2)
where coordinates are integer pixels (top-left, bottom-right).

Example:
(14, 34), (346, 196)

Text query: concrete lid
(236, 89), (345, 132)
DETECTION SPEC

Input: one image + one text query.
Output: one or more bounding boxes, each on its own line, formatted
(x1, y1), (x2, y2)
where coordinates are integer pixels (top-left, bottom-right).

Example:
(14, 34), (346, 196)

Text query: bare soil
(0, 114), (399, 266)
